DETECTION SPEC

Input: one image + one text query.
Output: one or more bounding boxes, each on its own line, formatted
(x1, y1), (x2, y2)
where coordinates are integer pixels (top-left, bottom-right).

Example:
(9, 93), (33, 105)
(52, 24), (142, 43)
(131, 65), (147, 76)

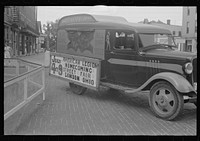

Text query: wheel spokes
(159, 89), (166, 96)
(153, 88), (175, 114)
(164, 101), (174, 112)
(165, 91), (175, 104)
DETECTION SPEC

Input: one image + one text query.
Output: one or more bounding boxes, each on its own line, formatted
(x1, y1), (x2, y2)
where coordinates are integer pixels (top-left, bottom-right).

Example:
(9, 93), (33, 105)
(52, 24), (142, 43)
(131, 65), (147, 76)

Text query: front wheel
(149, 81), (184, 120)
(69, 83), (87, 95)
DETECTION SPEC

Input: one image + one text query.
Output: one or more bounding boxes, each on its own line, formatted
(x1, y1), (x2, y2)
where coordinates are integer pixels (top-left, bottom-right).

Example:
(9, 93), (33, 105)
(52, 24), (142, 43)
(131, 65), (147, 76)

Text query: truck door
(106, 30), (147, 88)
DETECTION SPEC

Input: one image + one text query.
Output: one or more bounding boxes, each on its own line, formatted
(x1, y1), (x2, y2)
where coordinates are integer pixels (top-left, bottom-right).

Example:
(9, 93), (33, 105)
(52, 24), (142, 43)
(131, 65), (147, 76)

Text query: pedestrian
(4, 41), (12, 58)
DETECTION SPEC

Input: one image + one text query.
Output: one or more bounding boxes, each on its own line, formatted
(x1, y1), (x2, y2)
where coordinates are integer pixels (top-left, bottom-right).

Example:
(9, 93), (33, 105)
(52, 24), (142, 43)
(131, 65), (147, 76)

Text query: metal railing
(4, 58), (45, 120)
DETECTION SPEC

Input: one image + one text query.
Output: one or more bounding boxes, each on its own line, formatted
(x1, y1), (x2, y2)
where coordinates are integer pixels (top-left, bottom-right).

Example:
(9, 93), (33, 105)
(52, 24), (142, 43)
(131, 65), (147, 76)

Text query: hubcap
(153, 88), (176, 115)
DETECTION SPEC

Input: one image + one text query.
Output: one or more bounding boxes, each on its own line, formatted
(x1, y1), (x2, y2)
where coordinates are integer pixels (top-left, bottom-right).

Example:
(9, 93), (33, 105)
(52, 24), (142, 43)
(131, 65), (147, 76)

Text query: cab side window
(114, 31), (135, 50)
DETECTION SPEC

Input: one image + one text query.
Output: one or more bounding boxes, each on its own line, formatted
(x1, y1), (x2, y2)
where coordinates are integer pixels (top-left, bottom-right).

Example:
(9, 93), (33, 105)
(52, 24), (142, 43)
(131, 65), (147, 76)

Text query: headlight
(194, 82), (197, 91)
(184, 62), (193, 74)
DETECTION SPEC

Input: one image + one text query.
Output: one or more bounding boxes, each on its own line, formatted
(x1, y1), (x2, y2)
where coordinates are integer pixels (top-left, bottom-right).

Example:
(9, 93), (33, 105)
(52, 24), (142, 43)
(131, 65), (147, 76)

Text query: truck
(49, 14), (197, 120)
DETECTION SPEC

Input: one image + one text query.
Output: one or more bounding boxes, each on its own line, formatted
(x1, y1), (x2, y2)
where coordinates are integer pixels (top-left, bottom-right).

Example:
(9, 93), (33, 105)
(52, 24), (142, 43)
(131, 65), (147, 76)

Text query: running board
(100, 82), (140, 93)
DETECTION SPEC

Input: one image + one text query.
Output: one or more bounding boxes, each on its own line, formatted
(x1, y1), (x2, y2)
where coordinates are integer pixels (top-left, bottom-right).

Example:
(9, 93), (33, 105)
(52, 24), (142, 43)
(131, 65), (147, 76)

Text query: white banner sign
(50, 55), (99, 88)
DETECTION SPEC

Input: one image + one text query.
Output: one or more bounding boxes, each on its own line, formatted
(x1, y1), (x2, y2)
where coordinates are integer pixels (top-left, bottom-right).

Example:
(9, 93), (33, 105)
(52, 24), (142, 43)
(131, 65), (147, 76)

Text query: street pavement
(13, 53), (196, 135)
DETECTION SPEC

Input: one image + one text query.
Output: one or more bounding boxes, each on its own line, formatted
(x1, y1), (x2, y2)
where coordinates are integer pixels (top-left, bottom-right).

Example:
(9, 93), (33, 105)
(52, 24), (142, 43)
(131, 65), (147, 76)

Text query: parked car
(49, 14), (197, 120)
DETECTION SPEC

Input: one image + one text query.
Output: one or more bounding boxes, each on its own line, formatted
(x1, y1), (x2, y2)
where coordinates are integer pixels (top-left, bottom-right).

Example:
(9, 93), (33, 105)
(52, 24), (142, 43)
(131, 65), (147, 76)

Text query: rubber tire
(149, 81), (184, 121)
(69, 83), (87, 95)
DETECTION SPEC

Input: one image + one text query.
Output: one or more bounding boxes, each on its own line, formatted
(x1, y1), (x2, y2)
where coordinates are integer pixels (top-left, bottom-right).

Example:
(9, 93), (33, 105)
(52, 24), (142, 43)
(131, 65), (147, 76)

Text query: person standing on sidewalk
(4, 41), (12, 58)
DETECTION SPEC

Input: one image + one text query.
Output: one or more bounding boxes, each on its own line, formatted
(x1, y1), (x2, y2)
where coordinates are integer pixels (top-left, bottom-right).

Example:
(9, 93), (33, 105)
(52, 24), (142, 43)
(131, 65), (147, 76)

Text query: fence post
(16, 61), (19, 76)
(42, 67), (45, 100)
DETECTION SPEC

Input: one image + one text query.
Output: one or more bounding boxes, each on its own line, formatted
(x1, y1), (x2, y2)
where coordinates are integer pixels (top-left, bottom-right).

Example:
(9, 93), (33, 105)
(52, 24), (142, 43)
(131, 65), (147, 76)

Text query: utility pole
(46, 23), (51, 51)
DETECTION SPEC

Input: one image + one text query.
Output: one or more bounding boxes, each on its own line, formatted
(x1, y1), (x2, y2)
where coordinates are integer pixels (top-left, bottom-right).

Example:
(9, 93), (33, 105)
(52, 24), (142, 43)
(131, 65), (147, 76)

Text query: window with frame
(178, 31), (181, 36)
(186, 22), (189, 34)
(114, 30), (135, 50)
(187, 7), (190, 15)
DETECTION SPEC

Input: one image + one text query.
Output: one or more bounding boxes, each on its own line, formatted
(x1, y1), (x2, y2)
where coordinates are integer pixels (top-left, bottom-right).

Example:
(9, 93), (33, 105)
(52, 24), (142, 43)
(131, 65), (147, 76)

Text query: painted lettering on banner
(50, 55), (99, 87)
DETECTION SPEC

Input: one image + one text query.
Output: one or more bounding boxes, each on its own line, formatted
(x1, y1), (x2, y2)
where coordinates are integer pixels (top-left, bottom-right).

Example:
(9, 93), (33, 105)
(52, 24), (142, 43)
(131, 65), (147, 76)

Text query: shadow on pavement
(65, 86), (196, 122)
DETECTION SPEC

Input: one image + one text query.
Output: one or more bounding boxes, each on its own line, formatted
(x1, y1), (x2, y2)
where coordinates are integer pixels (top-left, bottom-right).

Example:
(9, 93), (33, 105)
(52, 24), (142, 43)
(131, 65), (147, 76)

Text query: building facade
(138, 19), (185, 51)
(4, 6), (40, 57)
(36, 21), (47, 52)
(4, 6), (16, 56)
(182, 6), (197, 53)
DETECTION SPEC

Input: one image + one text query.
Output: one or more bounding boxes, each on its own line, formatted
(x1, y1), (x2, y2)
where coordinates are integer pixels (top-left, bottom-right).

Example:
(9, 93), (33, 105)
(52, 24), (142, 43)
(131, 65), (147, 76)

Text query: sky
(37, 6), (183, 27)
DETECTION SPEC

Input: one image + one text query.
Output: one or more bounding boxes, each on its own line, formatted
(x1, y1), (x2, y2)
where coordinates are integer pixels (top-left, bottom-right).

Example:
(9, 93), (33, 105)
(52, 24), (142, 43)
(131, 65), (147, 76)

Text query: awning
(26, 29), (40, 37)
(21, 28), (40, 37)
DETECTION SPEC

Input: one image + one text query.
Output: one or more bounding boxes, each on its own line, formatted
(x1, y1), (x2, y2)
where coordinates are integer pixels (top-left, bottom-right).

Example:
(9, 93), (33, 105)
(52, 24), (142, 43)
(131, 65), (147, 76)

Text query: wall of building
(18, 6), (39, 56)
(4, 7), (12, 43)
(182, 7), (197, 38)
(19, 6), (37, 31)
(182, 6), (197, 53)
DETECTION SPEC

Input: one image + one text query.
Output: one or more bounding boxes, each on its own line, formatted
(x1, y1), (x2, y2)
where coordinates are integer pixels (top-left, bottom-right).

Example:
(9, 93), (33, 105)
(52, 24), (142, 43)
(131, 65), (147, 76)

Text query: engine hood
(144, 49), (197, 60)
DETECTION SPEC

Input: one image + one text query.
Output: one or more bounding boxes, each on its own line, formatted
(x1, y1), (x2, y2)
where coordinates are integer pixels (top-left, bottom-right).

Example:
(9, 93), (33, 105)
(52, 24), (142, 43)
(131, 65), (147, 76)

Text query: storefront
(174, 37), (185, 51)
(19, 28), (39, 56)
(185, 38), (197, 53)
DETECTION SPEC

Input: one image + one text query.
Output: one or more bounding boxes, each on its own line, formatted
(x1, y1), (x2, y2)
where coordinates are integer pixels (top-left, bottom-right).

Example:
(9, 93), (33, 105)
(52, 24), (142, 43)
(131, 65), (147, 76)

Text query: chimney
(167, 19), (170, 25)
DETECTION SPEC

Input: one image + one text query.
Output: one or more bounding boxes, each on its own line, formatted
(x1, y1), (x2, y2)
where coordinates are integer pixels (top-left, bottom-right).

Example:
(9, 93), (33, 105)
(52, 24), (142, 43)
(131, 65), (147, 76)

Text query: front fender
(143, 72), (195, 93)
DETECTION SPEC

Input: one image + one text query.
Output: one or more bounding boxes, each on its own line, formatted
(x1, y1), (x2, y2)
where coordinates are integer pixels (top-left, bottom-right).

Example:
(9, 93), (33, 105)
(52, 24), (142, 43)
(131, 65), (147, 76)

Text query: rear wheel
(149, 81), (184, 120)
(69, 83), (87, 95)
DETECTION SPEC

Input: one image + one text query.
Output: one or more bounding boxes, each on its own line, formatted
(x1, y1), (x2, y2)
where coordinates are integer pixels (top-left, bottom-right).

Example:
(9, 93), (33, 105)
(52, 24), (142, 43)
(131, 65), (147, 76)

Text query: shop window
(187, 45), (192, 52)
(114, 30), (135, 50)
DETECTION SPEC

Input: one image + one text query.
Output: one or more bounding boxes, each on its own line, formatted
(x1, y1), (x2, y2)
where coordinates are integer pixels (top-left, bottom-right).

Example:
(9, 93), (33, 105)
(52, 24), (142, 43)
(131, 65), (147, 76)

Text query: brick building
(4, 6), (40, 56)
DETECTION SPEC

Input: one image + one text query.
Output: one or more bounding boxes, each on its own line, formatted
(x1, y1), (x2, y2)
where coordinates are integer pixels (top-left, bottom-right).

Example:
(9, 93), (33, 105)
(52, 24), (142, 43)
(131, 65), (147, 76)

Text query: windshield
(138, 33), (177, 49)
